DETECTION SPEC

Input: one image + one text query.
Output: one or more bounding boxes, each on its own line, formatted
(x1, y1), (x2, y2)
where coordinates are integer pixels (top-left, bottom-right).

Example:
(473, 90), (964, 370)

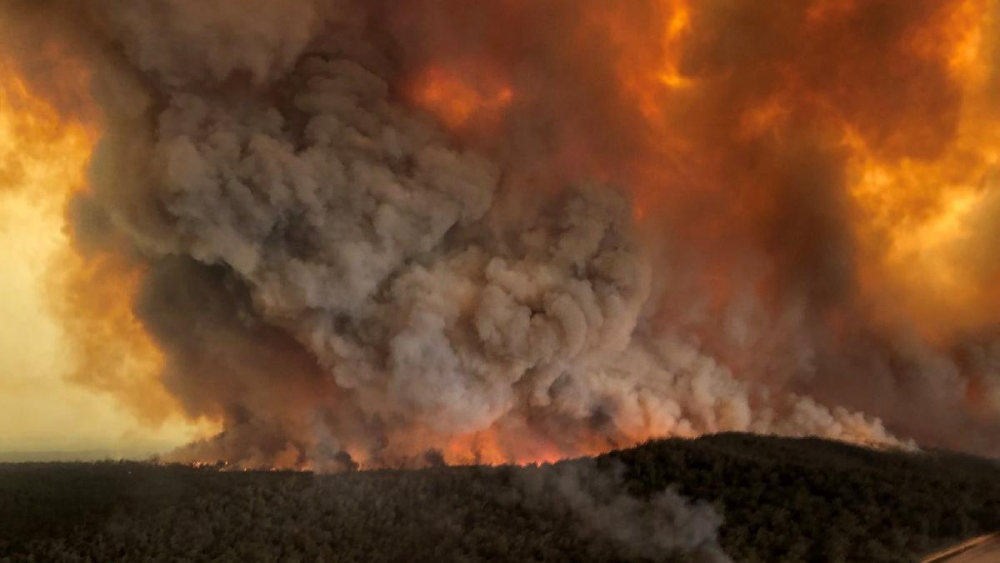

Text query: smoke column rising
(2, 0), (999, 468)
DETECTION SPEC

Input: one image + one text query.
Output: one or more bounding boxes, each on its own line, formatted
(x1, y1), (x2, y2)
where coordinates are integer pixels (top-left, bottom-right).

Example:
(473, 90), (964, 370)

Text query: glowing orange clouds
(844, 0), (1000, 338)
(411, 66), (513, 132)
(0, 73), (94, 200)
(0, 53), (218, 451)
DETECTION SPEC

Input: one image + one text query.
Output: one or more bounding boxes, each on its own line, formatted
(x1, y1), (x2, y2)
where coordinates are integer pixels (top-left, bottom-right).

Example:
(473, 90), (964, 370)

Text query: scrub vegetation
(1, 433), (997, 562)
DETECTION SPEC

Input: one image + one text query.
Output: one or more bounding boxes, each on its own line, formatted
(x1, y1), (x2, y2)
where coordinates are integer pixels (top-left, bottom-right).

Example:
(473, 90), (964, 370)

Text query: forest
(1, 433), (998, 562)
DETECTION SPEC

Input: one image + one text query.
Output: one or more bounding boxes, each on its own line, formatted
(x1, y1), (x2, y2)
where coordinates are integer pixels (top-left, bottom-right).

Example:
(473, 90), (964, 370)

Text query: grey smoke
(66, 0), (909, 464)
(9, 0), (1000, 470)
(519, 460), (732, 562)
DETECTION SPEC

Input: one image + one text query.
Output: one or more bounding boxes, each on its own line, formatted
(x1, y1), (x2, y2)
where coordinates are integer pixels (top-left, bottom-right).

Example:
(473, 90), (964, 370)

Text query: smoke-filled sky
(0, 0), (998, 467)
(0, 76), (213, 455)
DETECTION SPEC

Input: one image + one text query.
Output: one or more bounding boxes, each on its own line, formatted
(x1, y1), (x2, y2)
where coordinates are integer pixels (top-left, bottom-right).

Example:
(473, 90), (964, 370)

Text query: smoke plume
(518, 460), (731, 562)
(2, 0), (1000, 467)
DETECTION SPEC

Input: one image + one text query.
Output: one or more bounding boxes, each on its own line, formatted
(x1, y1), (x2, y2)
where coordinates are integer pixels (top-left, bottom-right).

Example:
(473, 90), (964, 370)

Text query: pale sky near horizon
(0, 192), (209, 458)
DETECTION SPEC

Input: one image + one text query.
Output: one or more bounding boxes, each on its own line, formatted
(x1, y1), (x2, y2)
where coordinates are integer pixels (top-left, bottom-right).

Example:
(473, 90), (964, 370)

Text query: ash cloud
(5, 0), (1000, 468)
(377, 0), (1000, 456)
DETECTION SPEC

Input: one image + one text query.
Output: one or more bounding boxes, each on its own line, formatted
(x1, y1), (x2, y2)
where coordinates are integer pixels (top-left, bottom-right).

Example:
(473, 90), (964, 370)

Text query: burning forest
(1, 0), (1000, 470)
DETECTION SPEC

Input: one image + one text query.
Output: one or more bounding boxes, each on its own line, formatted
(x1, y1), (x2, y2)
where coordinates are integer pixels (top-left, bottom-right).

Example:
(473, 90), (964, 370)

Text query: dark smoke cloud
(4, 0), (999, 469)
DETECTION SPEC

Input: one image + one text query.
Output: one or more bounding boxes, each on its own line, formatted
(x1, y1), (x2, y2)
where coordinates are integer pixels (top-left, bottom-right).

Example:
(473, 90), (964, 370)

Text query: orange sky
(0, 74), (215, 458)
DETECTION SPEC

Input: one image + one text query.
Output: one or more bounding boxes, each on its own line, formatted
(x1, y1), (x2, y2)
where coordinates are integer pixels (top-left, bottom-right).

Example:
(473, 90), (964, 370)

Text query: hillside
(0, 433), (997, 562)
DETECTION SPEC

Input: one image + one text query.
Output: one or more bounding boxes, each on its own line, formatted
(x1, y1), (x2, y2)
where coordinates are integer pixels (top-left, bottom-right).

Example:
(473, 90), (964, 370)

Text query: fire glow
(411, 66), (514, 132)
(0, 45), (219, 445)
(2, 0), (999, 469)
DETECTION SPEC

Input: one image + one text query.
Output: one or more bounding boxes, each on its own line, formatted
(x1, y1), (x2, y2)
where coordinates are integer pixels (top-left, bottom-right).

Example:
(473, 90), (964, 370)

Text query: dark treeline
(608, 434), (1000, 561)
(0, 433), (997, 562)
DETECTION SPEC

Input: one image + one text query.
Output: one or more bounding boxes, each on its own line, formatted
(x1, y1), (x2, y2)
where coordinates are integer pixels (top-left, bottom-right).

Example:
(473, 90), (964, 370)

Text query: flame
(438, 430), (586, 467)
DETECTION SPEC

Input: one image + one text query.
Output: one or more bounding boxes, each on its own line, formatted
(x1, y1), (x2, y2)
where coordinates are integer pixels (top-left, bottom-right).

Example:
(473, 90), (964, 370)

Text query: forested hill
(604, 434), (1000, 561)
(1, 433), (998, 563)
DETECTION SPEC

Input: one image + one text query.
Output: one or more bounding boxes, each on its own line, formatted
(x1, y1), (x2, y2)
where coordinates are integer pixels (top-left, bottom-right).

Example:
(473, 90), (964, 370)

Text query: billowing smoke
(518, 460), (732, 562)
(3, 0), (1000, 467)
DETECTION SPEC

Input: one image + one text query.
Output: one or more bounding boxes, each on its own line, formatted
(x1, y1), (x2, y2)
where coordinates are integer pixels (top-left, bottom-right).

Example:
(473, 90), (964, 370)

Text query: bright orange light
(844, 0), (1000, 338)
(411, 66), (513, 131)
(0, 56), (209, 433)
(0, 73), (95, 200)
(430, 420), (671, 467)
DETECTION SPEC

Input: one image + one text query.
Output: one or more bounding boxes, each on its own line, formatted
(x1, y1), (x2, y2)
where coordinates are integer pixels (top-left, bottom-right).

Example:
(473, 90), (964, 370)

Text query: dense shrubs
(0, 433), (997, 562)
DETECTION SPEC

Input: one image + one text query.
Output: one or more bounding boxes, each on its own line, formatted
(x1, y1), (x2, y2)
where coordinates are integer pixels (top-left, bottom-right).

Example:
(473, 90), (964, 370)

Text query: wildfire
(4, 0), (1000, 470)
(389, 0), (1000, 464)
